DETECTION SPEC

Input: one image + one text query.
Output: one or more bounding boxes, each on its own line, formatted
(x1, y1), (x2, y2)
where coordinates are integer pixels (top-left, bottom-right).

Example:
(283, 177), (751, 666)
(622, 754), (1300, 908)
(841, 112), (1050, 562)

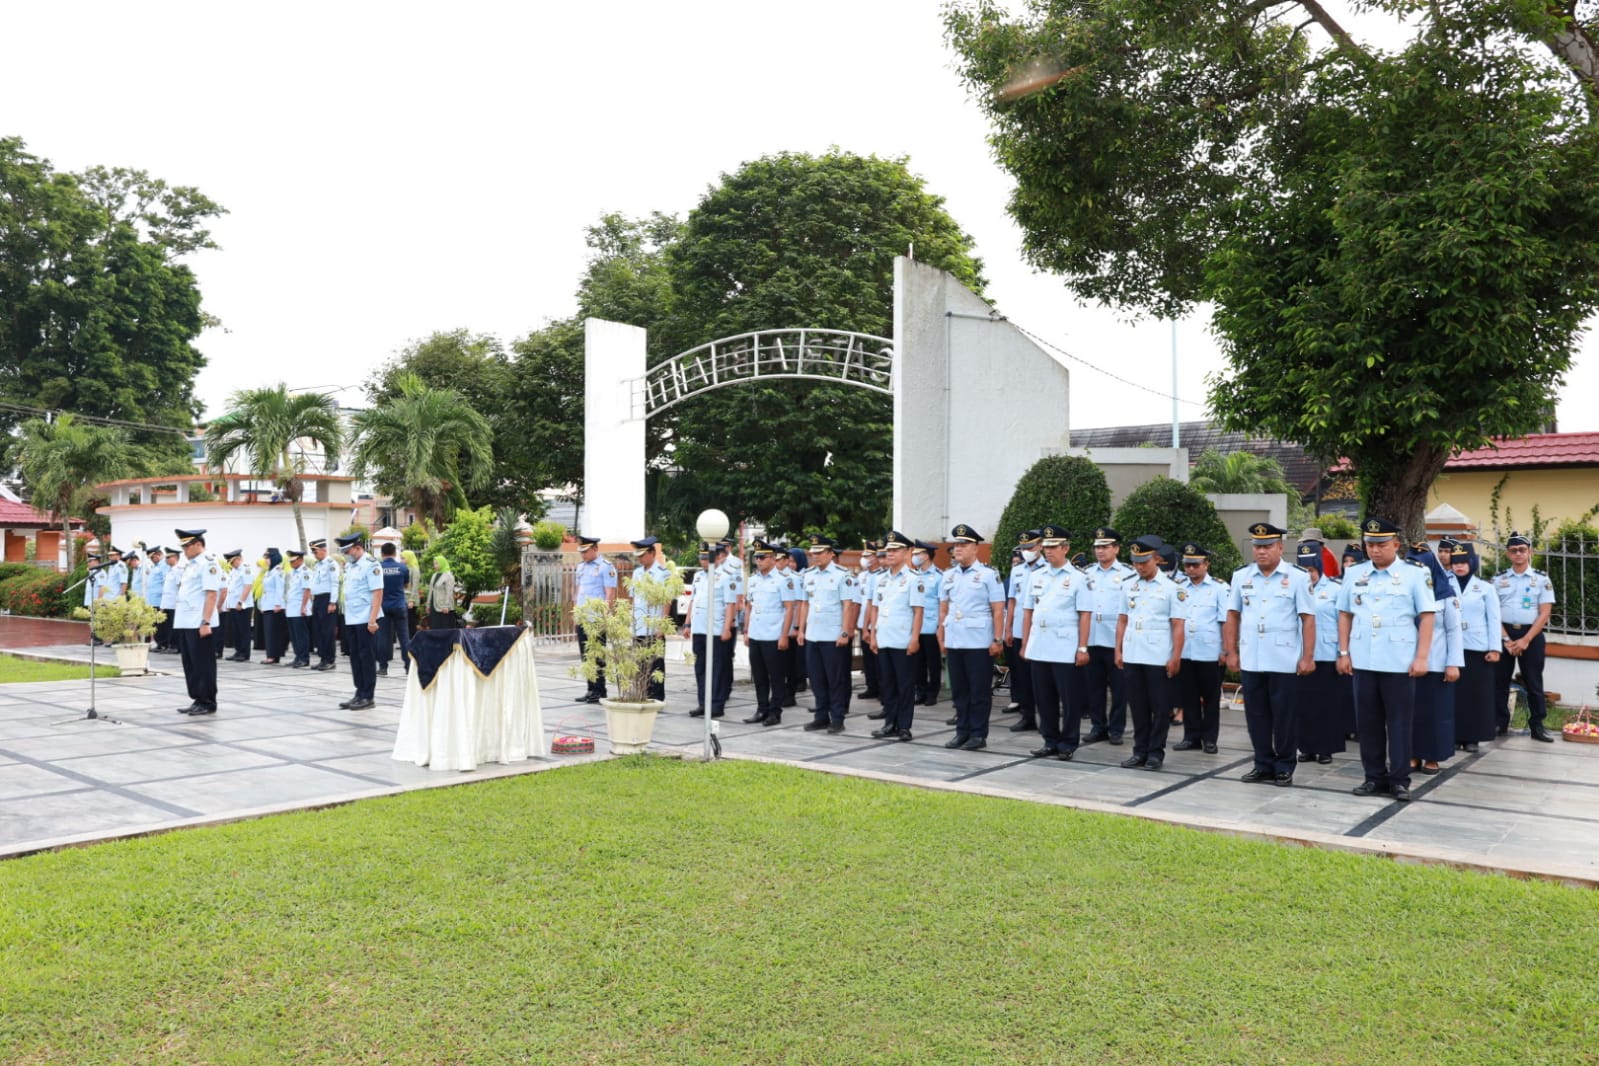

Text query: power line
(1009, 321), (1208, 409)
(0, 399), (193, 437)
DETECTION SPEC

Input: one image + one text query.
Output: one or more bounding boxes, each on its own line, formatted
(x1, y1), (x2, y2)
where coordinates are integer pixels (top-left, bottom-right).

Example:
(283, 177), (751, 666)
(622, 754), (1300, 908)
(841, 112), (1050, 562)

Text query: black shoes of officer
(1173, 739), (1201, 752)
(1352, 780), (1390, 796)
(960, 737), (986, 751)
(577, 693), (601, 704)
(802, 720), (829, 732)
(762, 714), (782, 727)
(858, 688), (879, 699)
(1240, 768), (1272, 784)
(177, 702), (201, 714)
(1297, 752), (1319, 762)
(1495, 725), (1510, 736)
(866, 709), (888, 720)
(871, 726), (898, 739)
(186, 704), (216, 716)
(1143, 759), (1163, 772)
(377, 664), (388, 676)
(945, 715), (959, 726)
(312, 662), (334, 672)
(1274, 772), (1293, 787)
(1203, 742), (1219, 754)
(897, 729), (913, 742)
(1082, 730), (1110, 744)
(1120, 755), (1146, 768)
(1391, 785), (1412, 802)
(1530, 725), (1555, 743)
(340, 698), (375, 710)
(825, 722), (845, 735)
(743, 712), (767, 724)
(291, 660), (308, 668)
(946, 736), (969, 749)
(1008, 718), (1037, 733)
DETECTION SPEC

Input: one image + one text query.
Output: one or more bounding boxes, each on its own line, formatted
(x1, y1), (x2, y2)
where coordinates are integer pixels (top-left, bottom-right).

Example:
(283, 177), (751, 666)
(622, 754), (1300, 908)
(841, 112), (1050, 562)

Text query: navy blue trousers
(691, 633), (735, 712)
(1030, 658), (1080, 752)
(287, 615), (311, 665)
(1127, 662), (1174, 762)
(879, 646), (916, 731)
(748, 638), (786, 716)
(1355, 670), (1414, 789)
(1009, 641), (1035, 717)
(313, 594), (336, 665)
(1242, 671), (1299, 776)
(1083, 645), (1127, 738)
(805, 640), (851, 724)
(1494, 627), (1546, 730)
(348, 623), (377, 700)
(176, 627), (218, 709)
(946, 647), (994, 741)
(1180, 659), (1225, 745)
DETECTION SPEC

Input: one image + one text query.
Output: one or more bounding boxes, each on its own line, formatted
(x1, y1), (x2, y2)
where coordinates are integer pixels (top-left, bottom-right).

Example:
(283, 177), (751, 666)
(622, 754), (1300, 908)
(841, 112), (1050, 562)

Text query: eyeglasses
(1182, 561), (1204, 567)
(1508, 546), (1530, 553)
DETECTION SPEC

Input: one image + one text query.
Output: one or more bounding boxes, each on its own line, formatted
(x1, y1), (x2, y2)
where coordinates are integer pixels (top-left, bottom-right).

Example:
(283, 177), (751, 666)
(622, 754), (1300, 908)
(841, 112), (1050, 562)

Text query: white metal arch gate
(581, 257), (1071, 542)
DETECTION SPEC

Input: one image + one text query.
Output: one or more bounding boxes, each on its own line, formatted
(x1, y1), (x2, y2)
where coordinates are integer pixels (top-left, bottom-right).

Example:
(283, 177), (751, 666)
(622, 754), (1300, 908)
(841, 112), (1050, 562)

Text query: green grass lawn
(2, 758), (1595, 1065)
(0, 652), (119, 683)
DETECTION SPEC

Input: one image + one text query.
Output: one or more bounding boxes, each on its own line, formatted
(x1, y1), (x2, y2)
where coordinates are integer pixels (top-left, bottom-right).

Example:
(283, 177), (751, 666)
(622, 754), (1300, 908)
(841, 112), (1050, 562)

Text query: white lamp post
(695, 508), (730, 762)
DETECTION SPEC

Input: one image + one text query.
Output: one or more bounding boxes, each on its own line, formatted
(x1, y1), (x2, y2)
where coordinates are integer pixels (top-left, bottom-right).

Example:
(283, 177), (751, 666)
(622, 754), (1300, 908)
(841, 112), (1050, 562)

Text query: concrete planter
(600, 698), (663, 755)
(111, 642), (151, 676)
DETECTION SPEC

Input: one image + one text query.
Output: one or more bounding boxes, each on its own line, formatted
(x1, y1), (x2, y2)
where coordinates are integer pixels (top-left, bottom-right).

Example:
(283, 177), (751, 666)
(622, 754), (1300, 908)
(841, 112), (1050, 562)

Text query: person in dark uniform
(336, 533), (385, 710)
(375, 542), (411, 676)
(172, 528), (222, 716)
(1018, 525), (1088, 759)
(855, 540), (883, 701)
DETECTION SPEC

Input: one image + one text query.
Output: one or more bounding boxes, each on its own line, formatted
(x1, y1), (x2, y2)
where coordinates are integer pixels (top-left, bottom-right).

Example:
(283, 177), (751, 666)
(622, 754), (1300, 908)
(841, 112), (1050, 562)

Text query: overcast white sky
(6, 1), (1596, 433)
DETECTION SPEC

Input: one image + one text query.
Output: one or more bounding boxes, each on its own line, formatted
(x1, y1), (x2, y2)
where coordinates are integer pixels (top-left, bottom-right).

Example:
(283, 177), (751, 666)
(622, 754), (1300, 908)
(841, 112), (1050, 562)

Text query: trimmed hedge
(1113, 477), (1245, 578)
(0, 568), (73, 618)
(993, 456), (1112, 580)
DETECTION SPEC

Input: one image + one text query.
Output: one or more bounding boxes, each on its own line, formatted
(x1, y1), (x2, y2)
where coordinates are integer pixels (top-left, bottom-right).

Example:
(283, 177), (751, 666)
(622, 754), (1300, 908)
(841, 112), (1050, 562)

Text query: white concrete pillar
(583, 318), (647, 540)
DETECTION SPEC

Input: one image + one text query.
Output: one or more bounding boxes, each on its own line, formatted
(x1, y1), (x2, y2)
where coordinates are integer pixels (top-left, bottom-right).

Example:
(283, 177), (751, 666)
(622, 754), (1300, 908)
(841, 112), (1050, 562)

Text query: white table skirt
(392, 631), (547, 771)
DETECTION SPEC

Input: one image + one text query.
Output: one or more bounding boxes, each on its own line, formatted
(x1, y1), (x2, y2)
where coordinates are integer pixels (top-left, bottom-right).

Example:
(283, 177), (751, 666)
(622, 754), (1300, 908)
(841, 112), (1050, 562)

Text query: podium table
(392, 626), (548, 771)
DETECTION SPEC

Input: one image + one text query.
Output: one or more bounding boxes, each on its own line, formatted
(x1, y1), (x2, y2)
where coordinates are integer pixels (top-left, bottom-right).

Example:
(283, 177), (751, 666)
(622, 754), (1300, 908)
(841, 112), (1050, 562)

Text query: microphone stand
(64, 573), (110, 721)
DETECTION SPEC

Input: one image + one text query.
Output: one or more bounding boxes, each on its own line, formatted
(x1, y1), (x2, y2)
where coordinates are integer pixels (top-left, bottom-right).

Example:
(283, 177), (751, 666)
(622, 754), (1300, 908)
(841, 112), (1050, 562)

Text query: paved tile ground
(2, 624), (1597, 886)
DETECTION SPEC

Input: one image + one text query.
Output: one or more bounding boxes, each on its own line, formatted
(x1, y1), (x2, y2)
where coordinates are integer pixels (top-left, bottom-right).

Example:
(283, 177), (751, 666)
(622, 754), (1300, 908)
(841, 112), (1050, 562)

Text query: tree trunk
(1364, 443), (1451, 543)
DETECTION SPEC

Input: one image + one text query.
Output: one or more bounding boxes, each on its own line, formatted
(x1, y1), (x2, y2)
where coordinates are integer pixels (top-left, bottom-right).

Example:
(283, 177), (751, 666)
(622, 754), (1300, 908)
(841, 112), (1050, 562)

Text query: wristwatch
(1337, 649), (1350, 656)
(1076, 645), (1088, 653)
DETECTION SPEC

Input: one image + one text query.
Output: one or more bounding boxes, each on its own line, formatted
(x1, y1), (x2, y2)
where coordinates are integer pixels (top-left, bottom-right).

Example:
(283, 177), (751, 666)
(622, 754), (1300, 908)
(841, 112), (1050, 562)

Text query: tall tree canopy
(0, 137), (222, 455)
(204, 384), (344, 552)
(13, 415), (135, 564)
(948, 1), (1599, 536)
(351, 373), (494, 528)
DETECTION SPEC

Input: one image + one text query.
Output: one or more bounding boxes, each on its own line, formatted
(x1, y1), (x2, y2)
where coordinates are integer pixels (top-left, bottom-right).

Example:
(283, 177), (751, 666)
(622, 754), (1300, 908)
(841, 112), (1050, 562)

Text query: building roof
(0, 498), (68, 528)
(1070, 421), (1323, 494)
(1443, 431), (1599, 469)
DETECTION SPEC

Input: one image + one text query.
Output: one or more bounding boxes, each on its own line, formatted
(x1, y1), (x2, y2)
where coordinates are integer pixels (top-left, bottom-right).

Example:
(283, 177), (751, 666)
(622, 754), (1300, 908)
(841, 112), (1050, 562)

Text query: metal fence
(1478, 534), (1599, 639)
(519, 550), (639, 644)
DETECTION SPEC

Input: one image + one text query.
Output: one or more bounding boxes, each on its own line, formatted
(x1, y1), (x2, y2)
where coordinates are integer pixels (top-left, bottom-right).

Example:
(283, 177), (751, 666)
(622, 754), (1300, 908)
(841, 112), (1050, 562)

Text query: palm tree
(1189, 448), (1296, 496)
(350, 373), (494, 527)
(14, 415), (136, 567)
(204, 384), (344, 552)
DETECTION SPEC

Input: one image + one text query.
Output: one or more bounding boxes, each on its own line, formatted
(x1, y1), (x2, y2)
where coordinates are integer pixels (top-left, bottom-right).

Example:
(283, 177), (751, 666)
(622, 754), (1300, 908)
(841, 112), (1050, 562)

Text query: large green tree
(947, 1), (1599, 537)
(350, 373), (494, 528)
(0, 138), (222, 452)
(661, 150), (985, 543)
(13, 415), (136, 566)
(203, 384), (344, 552)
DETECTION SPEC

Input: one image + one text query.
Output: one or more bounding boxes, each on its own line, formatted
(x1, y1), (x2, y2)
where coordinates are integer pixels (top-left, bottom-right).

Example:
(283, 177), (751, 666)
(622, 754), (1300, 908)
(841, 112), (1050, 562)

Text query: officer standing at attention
(629, 537), (672, 704)
(1173, 544), (1228, 755)
(286, 549), (313, 667)
(336, 533), (385, 710)
(172, 528), (222, 716)
(1337, 516), (1438, 801)
(221, 549), (251, 661)
(1082, 528), (1135, 745)
(1225, 522), (1315, 787)
(777, 546), (807, 705)
(1005, 530), (1045, 732)
(1019, 524), (1089, 759)
(125, 546), (145, 604)
(682, 541), (743, 717)
(258, 548), (287, 663)
(573, 535), (618, 703)
(375, 543), (410, 676)
(157, 547), (182, 652)
(912, 540), (945, 707)
(937, 525), (1007, 747)
(1116, 536), (1186, 770)
(867, 531), (927, 742)
(797, 535), (856, 734)
(308, 539), (339, 671)
(743, 539), (799, 725)
(1493, 531), (1557, 743)
(102, 546), (128, 600)
(145, 547), (169, 648)
(855, 541), (883, 702)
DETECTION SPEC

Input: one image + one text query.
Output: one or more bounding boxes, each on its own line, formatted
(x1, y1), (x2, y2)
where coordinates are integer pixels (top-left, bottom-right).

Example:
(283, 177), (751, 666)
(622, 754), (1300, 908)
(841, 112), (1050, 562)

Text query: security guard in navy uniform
(1081, 527), (1135, 744)
(937, 524), (1007, 748)
(1337, 516), (1438, 801)
(337, 533), (385, 709)
(1492, 530), (1557, 742)
(573, 535), (618, 703)
(172, 528), (223, 715)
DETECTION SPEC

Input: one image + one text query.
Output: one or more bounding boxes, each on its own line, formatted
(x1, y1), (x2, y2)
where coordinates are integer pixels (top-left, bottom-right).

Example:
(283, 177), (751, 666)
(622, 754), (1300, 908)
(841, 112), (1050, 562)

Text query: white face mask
(1022, 549), (1040, 563)
(911, 553), (927, 568)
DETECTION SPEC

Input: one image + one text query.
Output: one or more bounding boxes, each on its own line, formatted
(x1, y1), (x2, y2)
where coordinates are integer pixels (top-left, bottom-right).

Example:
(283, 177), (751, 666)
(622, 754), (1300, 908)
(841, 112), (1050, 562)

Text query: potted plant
(572, 563), (685, 754)
(74, 595), (165, 675)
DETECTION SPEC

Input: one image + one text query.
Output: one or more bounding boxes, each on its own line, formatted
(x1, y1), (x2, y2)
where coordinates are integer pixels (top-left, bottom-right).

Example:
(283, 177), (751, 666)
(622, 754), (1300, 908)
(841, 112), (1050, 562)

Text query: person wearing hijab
(428, 555), (459, 630)
(1409, 542), (1463, 775)
(1449, 542), (1501, 753)
(1294, 541), (1350, 764)
(402, 548), (423, 634)
(257, 549), (287, 664)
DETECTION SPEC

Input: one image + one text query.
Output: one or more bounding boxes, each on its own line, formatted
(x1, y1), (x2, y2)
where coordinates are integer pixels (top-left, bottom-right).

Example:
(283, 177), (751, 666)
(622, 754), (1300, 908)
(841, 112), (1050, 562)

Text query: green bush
(993, 455), (1112, 579)
(400, 521), (433, 553)
(1311, 513), (1360, 541)
(470, 597), (523, 626)
(0, 568), (72, 618)
(1113, 477), (1244, 577)
(0, 562), (36, 583)
(530, 519), (566, 552)
(1538, 522), (1598, 637)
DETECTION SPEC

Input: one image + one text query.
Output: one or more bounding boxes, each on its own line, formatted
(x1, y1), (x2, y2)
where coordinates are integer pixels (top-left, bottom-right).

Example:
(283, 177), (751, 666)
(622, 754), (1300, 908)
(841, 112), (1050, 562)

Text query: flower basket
(1561, 705), (1599, 744)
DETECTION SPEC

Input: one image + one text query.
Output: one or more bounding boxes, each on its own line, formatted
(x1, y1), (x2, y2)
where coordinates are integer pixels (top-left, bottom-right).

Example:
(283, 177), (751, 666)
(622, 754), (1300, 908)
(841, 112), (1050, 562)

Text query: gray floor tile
(51, 744), (286, 786)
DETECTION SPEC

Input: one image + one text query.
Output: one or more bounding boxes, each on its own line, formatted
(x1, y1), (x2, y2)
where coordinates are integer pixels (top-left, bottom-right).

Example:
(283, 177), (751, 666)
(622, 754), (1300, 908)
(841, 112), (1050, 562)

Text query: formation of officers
(81, 528), (431, 717)
(664, 517), (1557, 804)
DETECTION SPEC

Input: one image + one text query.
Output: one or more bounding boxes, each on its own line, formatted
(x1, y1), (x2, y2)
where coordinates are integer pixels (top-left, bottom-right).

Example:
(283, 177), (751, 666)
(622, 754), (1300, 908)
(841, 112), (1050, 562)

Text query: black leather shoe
(1297, 752), (1319, 763)
(190, 705), (216, 715)
(1274, 772), (1293, 787)
(896, 730), (914, 742)
(762, 715), (782, 727)
(945, 736), (969, 749)
(291, 661), (308, 669)
(802, 721), (829, 731)
(1495, 725), (1509, 736)
(347, 698), (375, 710)
(711, 708), (724, 719)
(1030, 745), (1057, 758)
(858, 689), (879, 699)
(826, 723), (845, 735)
(1106, 735), (1124, 746)
(1463, 742), (1479, 753)
(871, 726), (897, 739)
(689, 709), (705, 718)
(1173, 739), (1201, 752)
(960, 737), (986, 751)
(1352, 780), (1389, 796)
(1143, 759), (1163, 772)
(783, 699), (797, 708)
(1008, 719), (1037, 733)
(339, 699), (356, 709)
(377, 665), (387, 676)
(1241, 769), (1272, 784)
(743, 713), (768, 724)
(945, 715), (959, 726)
(312, 663), (333, 671)
(1119, 755), (1146, 768)
(920, 696), (938, 706)
(1056, 748), (1076, 761)
(177, 702), (200, 714)
(867, 709), (887, 720)
(1317, 754), (1332, 765)
(1391, 785), (1412, 802)
(1082, 730), (1110, 744)
(1202, 742), (1218, 754)
(1530, 727), (1555, 743)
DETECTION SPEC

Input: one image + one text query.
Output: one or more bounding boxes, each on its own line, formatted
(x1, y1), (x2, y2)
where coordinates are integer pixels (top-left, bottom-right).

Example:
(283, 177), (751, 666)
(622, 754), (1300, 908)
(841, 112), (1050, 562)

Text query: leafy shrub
(0, 562), (36, 583)
(993, 455), (1112, 579)
(0, 568), (72, 618)
(1113, 477), (1244, 577)
(400, 521), (433, 553)
(530, 519), (566, 551)
(1538, 522), (1599, 636)
(1311, 513), (1360, 541)
(470, 597), (524, 626)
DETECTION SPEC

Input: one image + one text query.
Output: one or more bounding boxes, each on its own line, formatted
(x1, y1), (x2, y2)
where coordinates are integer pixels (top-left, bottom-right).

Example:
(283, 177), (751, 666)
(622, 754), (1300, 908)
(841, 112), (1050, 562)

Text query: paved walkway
(2, 629), (1596, 885)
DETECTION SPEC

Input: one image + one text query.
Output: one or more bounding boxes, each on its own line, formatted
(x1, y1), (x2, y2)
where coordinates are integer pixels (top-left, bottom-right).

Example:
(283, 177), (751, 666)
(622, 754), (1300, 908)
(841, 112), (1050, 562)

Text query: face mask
(911, 553), (926, 568)
(1022, 549), (1040, 563)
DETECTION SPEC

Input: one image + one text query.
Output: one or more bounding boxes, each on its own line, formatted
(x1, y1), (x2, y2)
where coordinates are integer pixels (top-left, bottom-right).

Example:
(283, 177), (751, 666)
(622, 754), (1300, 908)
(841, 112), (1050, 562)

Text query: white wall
(582, 318), (646, 541)
(106, 506), (346, 557)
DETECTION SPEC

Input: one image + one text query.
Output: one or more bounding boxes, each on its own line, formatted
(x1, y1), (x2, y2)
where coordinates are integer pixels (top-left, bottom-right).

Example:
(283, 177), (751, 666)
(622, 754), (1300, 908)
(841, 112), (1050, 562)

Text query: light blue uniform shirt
(1119, 572), (1185, 666)
(1336, 560), (1437, 672)
(174, 552), (223, 629)
(310, 555), (337, 596)
(1083, 561), (1136, 648)
(872, 566), (929, 649)
(1495, 566), (1555, 625)
(690, 564), (745, 633)
(575, 556), (618, 606)
(1308, 575), (1343, 662)
(259, 566), (286, 611)
(144, 560), (166, 604)
(225, 563), (253, 611)
(1180, 575), (1229, 662)
(802, 562), (853, 642)
(99, 560), (127, 599)
(1023, 563), (1089, 664)
(917, 565), (943, 635)
(630, 561), (673, 637)
(1424, 577), (1465, 673)
(940, 561), (1005, 649)
(286, 564), (312, 618)
(126, 563), (145, 603)
(745, 567), (797, 642)
(1009, 559), (1044, 639)
(1227, 562), (1315, 673)
(341, 552), (385, 623)
(1457, 574), (1502, 652)
(854, 565), (880, 609)
(160, 561), (181, 610)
